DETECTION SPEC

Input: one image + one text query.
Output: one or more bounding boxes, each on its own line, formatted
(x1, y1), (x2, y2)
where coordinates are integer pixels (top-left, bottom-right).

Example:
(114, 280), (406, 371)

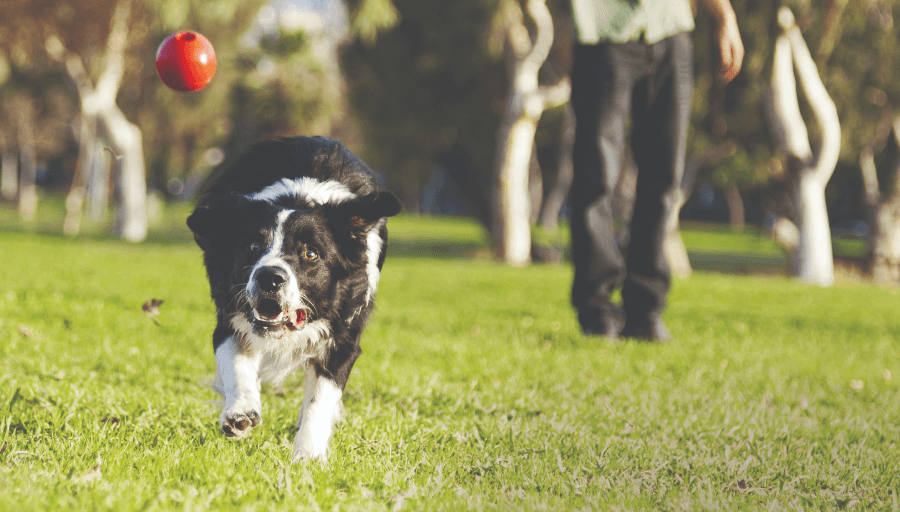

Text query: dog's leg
(215, 335), (263, 438)
(292, 365), (343, 462)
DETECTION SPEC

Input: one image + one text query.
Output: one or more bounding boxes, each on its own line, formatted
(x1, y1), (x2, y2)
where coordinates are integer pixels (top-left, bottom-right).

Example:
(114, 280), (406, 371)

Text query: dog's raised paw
(221, 408), (261, 438)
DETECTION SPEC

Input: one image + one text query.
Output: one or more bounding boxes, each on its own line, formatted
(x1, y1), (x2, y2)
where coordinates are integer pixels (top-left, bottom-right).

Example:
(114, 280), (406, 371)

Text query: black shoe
(620, 315), (671, 342)
(578, 308), (623, 339)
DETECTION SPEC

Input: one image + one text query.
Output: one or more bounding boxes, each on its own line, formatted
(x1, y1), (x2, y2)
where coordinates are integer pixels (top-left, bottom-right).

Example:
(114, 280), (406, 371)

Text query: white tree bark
(661, 143), (734, 278)
(47, 0), (147, 242)
(792, 173), (834, 284)
(105, 107), (147, 242)
(770, 8), (840, 286)
(89, 143), (111, 220)
(662, 186), (692, 278)
(491, 0), (570, 266)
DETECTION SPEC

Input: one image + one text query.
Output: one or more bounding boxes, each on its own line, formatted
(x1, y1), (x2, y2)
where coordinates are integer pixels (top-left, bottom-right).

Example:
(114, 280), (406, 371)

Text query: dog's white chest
(231, 314), (333, 386)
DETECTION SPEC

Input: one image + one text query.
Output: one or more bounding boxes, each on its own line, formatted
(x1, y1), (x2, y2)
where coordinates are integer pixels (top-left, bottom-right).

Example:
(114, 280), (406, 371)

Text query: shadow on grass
(686, 251), (790, 275)
(0, 223), (197, 246)
(386, 239), (490, 259)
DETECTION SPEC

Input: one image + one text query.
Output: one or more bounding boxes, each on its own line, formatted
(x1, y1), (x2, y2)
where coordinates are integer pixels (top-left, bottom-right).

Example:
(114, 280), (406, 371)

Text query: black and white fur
(187, 136), (400, 461)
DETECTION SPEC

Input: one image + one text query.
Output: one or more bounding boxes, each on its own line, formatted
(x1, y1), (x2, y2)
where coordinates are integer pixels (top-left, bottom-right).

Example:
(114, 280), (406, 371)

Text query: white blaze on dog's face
(244, 209), (302, 331)
(233, 206), (343, 339)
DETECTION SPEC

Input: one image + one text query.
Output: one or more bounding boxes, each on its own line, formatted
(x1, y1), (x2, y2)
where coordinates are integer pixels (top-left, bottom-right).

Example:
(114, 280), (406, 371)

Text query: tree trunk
(815, 0), (849, 64)
(491, 0), (569, 266)
(612, 150), (638, 247)
(64, 114), (98, 236)
(538, 104), (575, 231)
(860, 117), (900, 285)
(770, 8), (839, 286)
(869, 201), (900, 284)
(89, 142), (110, 220)
(792, 171), (834, 284)
(662, 142), (736, 277)
(661, 156), (696, 279)
(17, 142), (37, 221)
(493, 115), (539, 265)
(103, 107), (148, 242)
(11, 94), (37, 221)
(48, 0), (147, 242)
(528, 144), (543, 225)
(662, 186), (692, 278)
(1, 146), (16, 202)
(724, 183), (745, 231)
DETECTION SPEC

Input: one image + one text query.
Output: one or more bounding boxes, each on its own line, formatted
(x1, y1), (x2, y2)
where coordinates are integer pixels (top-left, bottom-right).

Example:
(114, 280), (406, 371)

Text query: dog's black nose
(256, 266), (288, 292)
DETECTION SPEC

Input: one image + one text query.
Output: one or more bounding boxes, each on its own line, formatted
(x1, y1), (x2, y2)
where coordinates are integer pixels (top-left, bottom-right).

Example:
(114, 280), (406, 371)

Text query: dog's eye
(303, 249), (319, 261)
(249, 242), (261, 252)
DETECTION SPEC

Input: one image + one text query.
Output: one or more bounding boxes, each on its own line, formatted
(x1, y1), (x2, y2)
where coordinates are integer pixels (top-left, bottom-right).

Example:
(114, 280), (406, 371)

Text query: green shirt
(571, 0), (695, 45)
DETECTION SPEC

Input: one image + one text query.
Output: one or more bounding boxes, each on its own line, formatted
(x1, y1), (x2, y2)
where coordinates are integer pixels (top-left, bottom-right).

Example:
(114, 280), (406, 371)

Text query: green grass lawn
(1, 207), (898, 510)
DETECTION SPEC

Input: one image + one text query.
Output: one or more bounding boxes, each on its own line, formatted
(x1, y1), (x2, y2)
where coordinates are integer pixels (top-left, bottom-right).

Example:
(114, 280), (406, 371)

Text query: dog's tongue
(287, 309), (306, 330)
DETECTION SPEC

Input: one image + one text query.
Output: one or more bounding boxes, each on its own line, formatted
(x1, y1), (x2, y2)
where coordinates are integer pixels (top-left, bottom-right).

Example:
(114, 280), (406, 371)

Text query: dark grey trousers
(569, 32), (694, 323)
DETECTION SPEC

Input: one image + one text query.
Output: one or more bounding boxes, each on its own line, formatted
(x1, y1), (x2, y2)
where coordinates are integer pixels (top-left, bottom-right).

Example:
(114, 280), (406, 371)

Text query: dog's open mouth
(251, 298), (307, 331)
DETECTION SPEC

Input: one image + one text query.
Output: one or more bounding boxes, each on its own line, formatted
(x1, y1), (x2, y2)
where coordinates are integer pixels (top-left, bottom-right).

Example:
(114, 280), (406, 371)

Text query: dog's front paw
(220, 405), (261, 438)
(291, 430), (328, 462)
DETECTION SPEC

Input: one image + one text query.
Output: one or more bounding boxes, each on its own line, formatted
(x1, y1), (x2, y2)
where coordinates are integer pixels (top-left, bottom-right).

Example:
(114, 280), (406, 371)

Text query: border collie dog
(187, 136), (400, 461)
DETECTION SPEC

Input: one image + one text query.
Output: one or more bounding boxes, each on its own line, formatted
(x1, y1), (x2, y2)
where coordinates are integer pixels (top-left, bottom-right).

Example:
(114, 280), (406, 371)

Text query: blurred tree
(732, 0), (900, 283)
(7, 93), (37, 221)
(0, 54), (13, 201)
(491, 0), (569, 266)
(347, 0), (401, 45)
(3, 0), (341, 238)
(689, 0), (780, 230)
(692, 0), (900, 225)
(43, 0), (148, 240)
(812, 0), (899, 166)
(0, 6), (75, 219)
(0, 134), (15, 202)
(343, 0), (506, 219)
(663, 142), (736, 277)
(670, 0), (900, 282)
(214, 17), (342, 172)
(2, 0), (150, 240)
(860, 116), (900, 285)
(770, 7), (840, 286)
(537, 104), (574, 231)
(135, 0), (341, 200)
(814, 0), (900, 284)
(343, 0), (573, 252)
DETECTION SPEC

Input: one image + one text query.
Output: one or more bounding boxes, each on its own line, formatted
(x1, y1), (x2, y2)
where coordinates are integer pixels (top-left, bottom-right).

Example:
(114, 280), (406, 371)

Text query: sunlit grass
(0, 207), (897, 510)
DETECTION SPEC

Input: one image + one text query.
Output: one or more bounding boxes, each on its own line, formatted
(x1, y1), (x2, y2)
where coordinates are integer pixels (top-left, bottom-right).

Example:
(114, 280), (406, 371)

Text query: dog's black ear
(187, 194), (252, 251)
(325, 191), (401, 239)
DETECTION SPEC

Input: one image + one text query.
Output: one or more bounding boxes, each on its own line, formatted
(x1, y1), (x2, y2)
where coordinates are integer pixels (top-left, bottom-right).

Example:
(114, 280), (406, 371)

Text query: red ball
(156, 31), (217, 92)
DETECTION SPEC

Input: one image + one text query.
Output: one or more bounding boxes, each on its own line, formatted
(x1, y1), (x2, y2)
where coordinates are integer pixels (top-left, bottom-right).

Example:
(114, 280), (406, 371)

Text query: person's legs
(620, 32), (694, 340)
(569, 42), (643, 336)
